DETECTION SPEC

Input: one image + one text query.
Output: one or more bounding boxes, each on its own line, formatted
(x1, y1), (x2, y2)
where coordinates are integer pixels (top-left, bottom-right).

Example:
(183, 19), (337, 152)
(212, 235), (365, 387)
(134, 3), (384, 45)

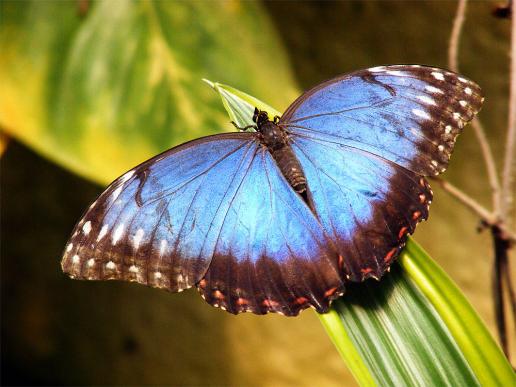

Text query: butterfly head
(253, 108), (271, 129)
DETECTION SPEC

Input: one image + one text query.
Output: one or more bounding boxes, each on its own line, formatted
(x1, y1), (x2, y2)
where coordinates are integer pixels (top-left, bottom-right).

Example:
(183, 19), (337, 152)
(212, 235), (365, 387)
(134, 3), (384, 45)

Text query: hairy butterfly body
(62, 65), (483, 316)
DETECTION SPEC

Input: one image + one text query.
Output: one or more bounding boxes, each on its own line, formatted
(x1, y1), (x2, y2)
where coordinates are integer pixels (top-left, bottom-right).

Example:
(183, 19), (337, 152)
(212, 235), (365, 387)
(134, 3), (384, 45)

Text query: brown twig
(430, 177), (516, 243)
(471, 119), (502, 215)
(449, 0), (502, 215)
(491, 226), (512, 360)
(448, 0), (467, 72)
(501, 7), (516, 226)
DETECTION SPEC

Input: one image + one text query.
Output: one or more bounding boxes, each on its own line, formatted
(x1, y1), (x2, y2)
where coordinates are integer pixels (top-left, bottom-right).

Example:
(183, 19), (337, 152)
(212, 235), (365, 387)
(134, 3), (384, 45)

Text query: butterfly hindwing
(291, 135), (432, 282)
(281, 65), (483, 176)
(196, 146), (344, 315)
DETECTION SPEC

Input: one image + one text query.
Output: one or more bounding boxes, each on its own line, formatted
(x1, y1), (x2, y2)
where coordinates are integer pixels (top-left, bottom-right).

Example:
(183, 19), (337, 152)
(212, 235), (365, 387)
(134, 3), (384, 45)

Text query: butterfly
(61, 65), (483, 316)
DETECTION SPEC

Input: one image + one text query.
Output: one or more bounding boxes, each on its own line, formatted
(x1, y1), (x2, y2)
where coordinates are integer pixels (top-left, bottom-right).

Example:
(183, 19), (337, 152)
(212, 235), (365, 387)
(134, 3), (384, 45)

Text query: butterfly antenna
(231, 121), (256, 131)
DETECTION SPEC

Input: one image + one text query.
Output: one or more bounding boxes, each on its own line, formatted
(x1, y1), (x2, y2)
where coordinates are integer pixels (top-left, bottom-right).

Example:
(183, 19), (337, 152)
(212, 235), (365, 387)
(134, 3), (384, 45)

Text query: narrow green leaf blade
(401, 240), (515, 386)
(321, 263), (479, 386)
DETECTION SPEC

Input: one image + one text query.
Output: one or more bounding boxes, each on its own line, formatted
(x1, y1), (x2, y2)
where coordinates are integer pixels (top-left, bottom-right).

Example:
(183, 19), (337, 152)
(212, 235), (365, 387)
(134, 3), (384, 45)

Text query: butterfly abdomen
(270, 145), (307, 193)
(258, 120), (307, 193)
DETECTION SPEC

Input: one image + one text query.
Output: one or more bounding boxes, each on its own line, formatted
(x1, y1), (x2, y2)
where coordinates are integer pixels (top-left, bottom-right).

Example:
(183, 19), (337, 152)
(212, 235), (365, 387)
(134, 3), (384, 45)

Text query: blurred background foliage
(1, 1), (513, 385)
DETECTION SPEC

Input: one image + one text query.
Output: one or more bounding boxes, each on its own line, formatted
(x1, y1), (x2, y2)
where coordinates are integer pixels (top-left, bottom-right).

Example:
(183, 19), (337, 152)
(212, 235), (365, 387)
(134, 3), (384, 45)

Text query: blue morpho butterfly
(62, 65), (483, 316)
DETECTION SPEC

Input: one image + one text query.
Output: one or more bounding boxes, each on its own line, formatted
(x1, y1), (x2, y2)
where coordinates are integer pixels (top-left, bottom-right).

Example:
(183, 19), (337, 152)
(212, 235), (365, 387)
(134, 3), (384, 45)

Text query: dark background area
(2, 1), (513, 385)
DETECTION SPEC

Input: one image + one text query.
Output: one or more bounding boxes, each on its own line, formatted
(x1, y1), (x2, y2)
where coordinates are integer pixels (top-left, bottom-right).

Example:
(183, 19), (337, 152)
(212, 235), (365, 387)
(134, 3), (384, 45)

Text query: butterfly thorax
(254, 109), (307, 194)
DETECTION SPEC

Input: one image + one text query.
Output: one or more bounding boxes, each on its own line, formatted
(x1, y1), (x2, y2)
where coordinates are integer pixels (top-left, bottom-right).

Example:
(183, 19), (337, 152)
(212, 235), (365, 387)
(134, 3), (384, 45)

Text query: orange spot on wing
(412, 210), (422, 220)
(338, 255), (345, 270)
(360, 268), (373, 274)
(324, 287), (338, 298)
(262, 299), (280, 308)
(419, 193), (426, 203)
(213, 290), (225, 300)
(398, 226), (408, 239)
(295, 297), (309, 305)
(198, 279), (207, 288)
(236, 297), (249, 306)
(384, 248), (397, 263)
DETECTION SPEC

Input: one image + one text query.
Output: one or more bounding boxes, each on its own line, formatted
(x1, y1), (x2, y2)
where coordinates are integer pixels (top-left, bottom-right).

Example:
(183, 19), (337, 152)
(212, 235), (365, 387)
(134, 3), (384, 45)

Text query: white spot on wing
(369, 66), (385, 72)
(412, 108), (431, 120)
(464, 87), (472, 95)
(386, 70), (404, 76)
(129, 265), (139, 273)
(445, 125), (453, 134)
(112, 223), (125, 245)
(66, 243), (73, 253)
(417, 95), (436, 106)
(458, 76), (468, 83)
(111, 186), (123, 201)
(119, 170), (135, 184)
(459, 100), (467, 107)
(425, 85), (443, 94)
(106, 261), (116, 270)
(87, 258), (95, 268)
(159, 239), (168, 256)
(154, 271), (162, 279)
(82, 221), (92, 235)
(438, 145), (445, 152)
(431, 72), (445, 81)
(453, 112), (461, 120)
(431, 160), (438, 167)
(72, 254), (80, 264)
(97, 224), (108, 242)
(132, 228), (145, 250)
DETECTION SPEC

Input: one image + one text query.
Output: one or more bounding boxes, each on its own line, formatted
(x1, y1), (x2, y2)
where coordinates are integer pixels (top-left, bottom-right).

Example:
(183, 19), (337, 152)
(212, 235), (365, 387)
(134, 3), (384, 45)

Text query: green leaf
(320, 261), (480, 386)
(203, 79), (280, 130)
(208, 82), (515, 386)
(0, 0), (298, 184)
(400, 240), (515, 386)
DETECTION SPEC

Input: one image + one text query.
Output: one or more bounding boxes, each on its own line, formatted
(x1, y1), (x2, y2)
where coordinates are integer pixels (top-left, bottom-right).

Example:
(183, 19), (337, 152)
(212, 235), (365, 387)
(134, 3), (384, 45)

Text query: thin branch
(448, 0), (467, 72)
(471, 119), (502, 214)
(501, 6), (516, 227)
(502, 257), (516, 325)
(430, 177), (516, 243)
(448, 0), (502, 216)
(491, 226), (512, 360)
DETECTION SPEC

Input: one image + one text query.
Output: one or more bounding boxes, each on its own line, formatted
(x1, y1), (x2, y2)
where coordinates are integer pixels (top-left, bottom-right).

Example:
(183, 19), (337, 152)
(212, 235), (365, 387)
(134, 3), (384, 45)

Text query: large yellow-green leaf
(0, 0), (298, 184)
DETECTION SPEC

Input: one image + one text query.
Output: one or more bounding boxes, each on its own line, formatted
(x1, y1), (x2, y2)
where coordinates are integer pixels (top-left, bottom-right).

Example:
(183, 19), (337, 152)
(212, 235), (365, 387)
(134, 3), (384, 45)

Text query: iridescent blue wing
(61, 133), (343, 316)
(281, 65), (483, 281)
(281, 65), (483, 176)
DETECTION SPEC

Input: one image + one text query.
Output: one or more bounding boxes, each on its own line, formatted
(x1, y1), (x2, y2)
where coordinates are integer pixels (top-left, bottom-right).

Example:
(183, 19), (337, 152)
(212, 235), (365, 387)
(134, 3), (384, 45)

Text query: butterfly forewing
(62, 134), (258, 292)
(281, 65), (483, 176)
